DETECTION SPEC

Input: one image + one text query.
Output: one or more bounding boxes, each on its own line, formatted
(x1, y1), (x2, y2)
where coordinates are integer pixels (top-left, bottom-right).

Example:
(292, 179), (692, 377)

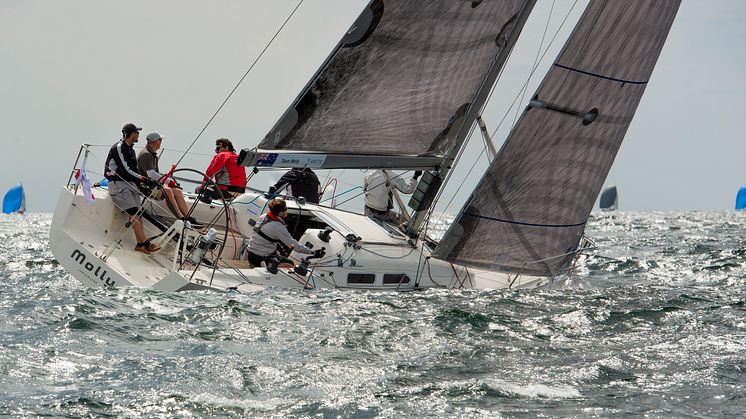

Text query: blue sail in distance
(2, 183), (24, 214)
(736, 186), (746, 210)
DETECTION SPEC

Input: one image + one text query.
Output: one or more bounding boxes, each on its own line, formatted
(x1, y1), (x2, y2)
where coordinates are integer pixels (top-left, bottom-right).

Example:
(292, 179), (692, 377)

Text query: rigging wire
(511, 0), (555, 128)
(174, 0), (306, 168)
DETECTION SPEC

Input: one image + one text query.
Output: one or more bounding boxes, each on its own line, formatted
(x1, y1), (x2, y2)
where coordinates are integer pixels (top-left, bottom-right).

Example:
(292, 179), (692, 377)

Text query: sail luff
(433, 0), (681, 277)
(408, 0), (537, 234)
(438, 0), (537, 170)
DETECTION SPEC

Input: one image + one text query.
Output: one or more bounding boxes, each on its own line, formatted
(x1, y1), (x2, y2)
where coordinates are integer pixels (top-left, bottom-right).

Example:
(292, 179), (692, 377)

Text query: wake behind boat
(50, 0), (681, 292)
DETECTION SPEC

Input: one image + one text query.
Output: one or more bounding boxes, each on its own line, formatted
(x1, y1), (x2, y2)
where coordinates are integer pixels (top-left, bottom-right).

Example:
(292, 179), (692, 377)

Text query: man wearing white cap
(137, 131), (201, 227)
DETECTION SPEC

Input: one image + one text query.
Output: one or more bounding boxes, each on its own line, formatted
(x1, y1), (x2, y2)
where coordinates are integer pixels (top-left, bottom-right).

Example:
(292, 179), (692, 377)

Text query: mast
(407, 0), (537, 236)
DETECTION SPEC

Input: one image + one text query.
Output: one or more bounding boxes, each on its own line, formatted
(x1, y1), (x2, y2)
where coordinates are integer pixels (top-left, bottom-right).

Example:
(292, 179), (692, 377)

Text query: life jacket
(253, 212), (291, 255)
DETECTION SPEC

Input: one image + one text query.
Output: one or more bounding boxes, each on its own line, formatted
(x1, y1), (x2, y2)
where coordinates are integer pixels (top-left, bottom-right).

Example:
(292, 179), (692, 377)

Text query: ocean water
(0, 212), (744, 418)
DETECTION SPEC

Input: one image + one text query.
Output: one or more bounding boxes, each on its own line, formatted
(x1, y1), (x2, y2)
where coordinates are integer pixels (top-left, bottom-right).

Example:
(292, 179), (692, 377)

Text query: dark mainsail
(257, 0), (533, 159)
(433, 0), (681, 277)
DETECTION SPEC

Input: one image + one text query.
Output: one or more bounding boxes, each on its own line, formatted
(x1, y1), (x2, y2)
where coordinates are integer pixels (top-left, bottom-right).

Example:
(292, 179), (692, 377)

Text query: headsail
(2, 182), (25, 214)
(245, 0), (535, 169)
(599, 185), (618, 211)
(434, 0), (681, 277)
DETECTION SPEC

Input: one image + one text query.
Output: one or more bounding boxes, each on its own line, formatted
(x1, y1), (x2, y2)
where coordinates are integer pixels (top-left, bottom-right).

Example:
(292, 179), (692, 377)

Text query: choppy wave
(1, 212), (745, 417)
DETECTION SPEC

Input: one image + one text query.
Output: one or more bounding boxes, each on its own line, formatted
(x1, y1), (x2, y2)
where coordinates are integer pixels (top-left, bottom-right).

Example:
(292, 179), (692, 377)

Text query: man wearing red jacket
(199, 138), (247, 200)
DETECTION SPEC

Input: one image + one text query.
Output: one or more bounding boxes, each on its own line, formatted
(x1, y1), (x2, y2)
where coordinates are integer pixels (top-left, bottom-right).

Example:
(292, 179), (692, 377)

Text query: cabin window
(347, 273), (375, 284)
(382, 274), (410, 284)
(371, 218), (405, 237)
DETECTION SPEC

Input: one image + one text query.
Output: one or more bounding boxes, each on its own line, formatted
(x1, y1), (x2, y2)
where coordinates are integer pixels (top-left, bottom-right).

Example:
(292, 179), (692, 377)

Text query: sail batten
(256, 0), (534, 162)
(433, 0), (681, 277)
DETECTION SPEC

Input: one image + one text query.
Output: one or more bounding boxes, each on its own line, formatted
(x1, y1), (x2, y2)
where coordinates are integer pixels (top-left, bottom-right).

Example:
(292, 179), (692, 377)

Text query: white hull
(50, 185), (547, 292)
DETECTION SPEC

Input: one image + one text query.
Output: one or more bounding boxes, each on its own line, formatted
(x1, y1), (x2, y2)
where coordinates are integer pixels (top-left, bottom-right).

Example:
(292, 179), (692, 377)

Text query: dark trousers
(247, 252), (269, 268)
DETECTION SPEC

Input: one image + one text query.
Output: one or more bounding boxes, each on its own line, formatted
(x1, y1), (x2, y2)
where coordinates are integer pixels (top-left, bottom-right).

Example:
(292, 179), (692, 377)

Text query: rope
(174, 0), (306, 167)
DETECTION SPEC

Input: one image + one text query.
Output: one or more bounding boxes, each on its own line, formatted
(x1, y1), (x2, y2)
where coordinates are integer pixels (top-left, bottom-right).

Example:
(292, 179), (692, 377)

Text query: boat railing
(66, 143), (90, 190)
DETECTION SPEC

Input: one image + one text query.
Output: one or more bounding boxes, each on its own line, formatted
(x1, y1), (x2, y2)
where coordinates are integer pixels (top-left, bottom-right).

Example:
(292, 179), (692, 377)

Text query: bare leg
(131, 215), (146, 243)
(171, 188), (190, 218)
(163, 187), (185, 219)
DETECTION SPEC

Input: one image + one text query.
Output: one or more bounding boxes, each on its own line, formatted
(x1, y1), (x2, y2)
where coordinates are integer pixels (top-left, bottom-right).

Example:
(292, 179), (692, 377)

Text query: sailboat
(49, 0), (680, 291)
(2, 182), (25, 215)
(599, 185), (618, 211)
(736, 186), (746, 211)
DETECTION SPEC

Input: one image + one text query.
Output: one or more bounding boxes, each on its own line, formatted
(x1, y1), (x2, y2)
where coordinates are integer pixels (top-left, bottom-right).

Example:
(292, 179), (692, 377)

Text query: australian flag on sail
(255, 153), (279, 167)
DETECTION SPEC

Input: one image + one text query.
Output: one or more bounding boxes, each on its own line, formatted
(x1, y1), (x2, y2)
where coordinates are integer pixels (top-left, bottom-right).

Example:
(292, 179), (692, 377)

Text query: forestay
(434, 1), (681, 277)
(257, 0), (532, 159)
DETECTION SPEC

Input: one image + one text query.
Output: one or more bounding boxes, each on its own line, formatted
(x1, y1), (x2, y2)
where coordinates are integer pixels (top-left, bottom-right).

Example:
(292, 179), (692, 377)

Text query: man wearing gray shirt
(246, 198), (321, 268)
(137, 132), (200, 227)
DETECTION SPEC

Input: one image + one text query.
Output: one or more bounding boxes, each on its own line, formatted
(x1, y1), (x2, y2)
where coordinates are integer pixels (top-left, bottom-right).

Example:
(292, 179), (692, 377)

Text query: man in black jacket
(104, 122), (160, 254)
(272, 168), (321, 204)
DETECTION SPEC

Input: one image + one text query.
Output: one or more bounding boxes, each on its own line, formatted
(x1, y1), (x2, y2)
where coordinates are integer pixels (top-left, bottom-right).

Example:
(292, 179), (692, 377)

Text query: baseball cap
(146, 132), (163, 142)
(122, 123), (142, 136)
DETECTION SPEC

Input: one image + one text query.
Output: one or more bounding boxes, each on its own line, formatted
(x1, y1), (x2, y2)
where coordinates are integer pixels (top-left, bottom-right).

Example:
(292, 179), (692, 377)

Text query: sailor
(137, 131), (201, 227)
(363, 169), (421, 225)
(104, 123), (161, 254)
(246, 198), (323, 268)
(198, 138), (247, 200)
(272, 167), (322, 204)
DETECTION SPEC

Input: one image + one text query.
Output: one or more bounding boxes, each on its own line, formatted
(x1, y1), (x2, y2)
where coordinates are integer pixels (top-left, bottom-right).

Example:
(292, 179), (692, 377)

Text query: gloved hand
(413, 170), (423, 180)
(141, 177), (158, 188)
(167, 178), (181, 189)
(313, 248), (326, 258)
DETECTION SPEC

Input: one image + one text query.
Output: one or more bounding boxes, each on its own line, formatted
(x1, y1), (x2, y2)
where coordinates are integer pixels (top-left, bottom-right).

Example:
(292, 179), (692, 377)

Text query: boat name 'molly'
(70, 248), (116, 286)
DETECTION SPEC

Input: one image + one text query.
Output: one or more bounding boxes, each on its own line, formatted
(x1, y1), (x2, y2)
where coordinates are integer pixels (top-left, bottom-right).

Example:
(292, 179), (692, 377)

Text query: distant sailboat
(736, 186), (746, 210)
(599, 185), (618, 211)
(2, 182), (25, 214)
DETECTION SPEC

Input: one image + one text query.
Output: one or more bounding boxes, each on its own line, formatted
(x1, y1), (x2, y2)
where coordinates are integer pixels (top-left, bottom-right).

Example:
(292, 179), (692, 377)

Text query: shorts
(109, 181), (141, 215)
(145, 188), (164, 200)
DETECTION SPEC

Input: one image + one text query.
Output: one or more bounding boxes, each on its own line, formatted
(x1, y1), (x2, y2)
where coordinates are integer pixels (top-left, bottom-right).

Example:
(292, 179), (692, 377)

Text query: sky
(1, 0), (744, 213)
